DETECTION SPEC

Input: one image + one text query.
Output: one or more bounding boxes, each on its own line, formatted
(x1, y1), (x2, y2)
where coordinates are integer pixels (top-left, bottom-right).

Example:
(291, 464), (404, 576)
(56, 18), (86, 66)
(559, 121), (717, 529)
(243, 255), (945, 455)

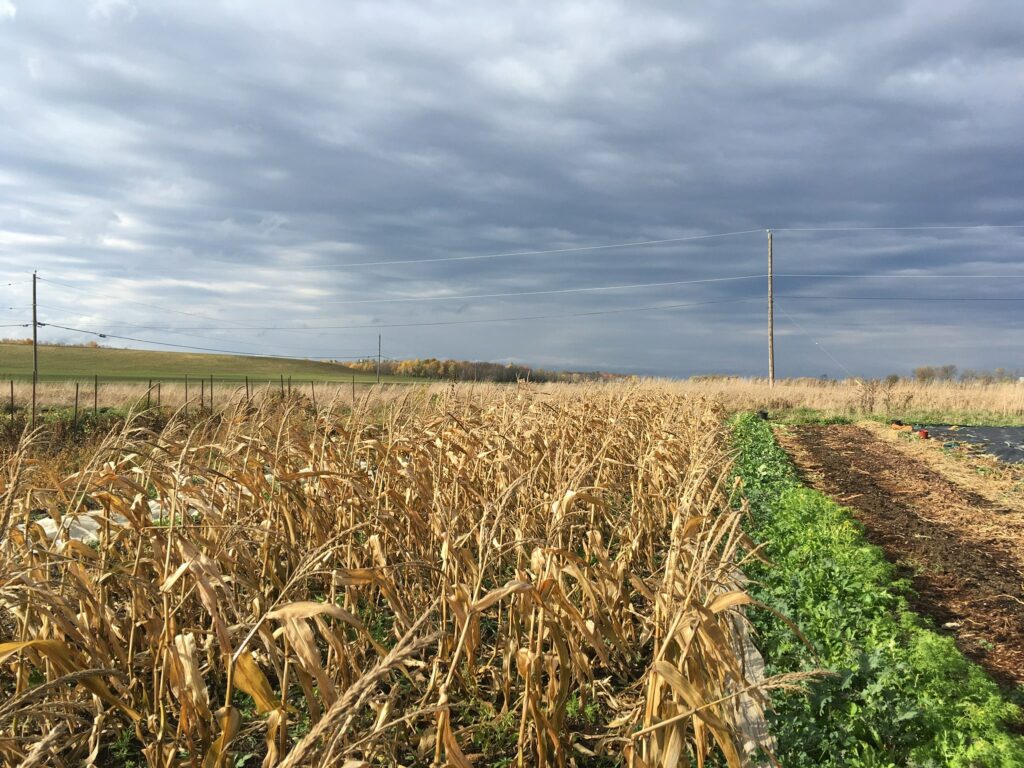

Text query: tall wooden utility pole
(31, 271), (38, 427)
(376, 334), (381, 384)
(767, 230), (775, 388)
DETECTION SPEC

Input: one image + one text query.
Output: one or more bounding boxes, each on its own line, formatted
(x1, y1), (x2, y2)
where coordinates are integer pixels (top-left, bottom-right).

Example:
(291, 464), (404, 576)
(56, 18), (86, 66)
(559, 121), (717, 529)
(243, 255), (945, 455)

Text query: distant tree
(937, 365), (958, 382)
(913, 366), (936, 383)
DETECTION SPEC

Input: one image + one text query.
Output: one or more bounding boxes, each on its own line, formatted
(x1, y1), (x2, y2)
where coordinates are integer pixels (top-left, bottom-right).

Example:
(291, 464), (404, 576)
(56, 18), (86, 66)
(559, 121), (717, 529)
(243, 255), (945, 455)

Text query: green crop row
(731, 413), (1024, 767)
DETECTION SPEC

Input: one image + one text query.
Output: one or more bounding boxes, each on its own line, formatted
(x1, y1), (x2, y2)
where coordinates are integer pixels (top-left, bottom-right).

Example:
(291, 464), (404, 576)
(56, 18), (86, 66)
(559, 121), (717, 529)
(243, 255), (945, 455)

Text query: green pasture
(0, 343), (416, 384)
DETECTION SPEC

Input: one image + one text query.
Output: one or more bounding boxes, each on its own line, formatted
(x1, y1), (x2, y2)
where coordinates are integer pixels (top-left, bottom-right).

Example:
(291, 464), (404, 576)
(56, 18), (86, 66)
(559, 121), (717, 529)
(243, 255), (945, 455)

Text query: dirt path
(776, 424), (1024, 689)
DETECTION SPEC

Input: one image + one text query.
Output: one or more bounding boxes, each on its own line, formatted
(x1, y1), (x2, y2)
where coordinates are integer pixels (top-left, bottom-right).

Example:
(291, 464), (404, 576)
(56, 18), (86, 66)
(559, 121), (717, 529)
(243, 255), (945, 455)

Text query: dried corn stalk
(0, 383), (803, 766)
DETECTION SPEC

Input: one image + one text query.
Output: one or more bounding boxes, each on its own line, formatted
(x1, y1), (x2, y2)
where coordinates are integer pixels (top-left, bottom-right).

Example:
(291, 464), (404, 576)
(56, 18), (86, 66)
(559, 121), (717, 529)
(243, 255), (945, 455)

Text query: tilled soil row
(776, 424), (1024, 689)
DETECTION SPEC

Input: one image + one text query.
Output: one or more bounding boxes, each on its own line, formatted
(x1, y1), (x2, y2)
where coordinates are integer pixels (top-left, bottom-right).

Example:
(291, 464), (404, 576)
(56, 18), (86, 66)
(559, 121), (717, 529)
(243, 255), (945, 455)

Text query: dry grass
(675, 377), (1024, 422)
(2, 379), (398, 413)
(0, 383), (800, 767)
(9, 376), (1024, 425)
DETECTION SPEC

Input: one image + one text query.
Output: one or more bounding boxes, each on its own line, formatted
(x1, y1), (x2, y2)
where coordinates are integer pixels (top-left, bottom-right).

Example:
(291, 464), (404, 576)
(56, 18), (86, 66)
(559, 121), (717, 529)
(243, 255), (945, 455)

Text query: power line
(38, 323), (377, 361)
(777, 273), (1024, 279)
(35, 276), (256, 327)
(246, 296), (761, 331)
(35, 306), (318, 350)
(40, 297), (759, 349)
(37, 306), (381, 355)
(37, 275), (767, 330)
(780, 295), (1024, 301)
(249, 228), (765, 271)
(35, 270), (765, 331)
(34, 301), (281, 344)
(31, 302), (387, 356)
(772, 224), (1024, 233)
(303, 274), (766, 306)
(32, 275), (766, 331)
(777, 305), (855, 379)
(197, 223), (1024, 272)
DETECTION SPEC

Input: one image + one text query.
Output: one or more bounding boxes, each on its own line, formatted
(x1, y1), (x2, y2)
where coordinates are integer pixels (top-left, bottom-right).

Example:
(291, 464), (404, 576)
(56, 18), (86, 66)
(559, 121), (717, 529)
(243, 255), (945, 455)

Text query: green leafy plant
(731, 414), (1024, 767)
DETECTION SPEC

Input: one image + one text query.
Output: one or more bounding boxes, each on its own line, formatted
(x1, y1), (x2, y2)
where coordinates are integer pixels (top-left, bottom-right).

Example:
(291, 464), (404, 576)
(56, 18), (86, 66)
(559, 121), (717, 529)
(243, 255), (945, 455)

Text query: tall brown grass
(0, 384), (804, 767)
(676, 377), (1024, 421)
(8, 376), (1024, 422)
(3, 379), (394, 413)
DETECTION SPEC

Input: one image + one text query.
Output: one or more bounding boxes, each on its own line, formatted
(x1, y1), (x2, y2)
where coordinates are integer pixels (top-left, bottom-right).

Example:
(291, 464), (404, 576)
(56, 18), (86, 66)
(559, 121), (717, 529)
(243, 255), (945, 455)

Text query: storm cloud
(1, 1), (1022, 376)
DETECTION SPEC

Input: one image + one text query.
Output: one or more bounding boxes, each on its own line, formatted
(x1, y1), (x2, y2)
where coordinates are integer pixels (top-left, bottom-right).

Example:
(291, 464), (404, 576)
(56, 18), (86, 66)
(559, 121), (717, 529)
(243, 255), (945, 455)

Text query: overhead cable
(307, 273), (766, 306)
(40, 297), (759, 347)
(780, 295), (1024, 301)
(251, 229), (766, 271)
(38, 322), (377, 361)
(777, 273), (1024, 279)
(36, 276), (256, 327)
(772, 224), (1024, 233)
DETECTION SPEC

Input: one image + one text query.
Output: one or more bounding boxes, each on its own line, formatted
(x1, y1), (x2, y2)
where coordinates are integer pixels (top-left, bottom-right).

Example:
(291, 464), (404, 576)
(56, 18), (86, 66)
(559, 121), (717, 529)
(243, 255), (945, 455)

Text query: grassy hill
(0, 343), (414, 384)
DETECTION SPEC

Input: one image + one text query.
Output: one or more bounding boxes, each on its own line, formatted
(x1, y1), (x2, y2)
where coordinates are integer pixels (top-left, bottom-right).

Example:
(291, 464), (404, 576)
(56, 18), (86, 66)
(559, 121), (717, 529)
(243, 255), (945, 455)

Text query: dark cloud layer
(1, 1), (1023, 376)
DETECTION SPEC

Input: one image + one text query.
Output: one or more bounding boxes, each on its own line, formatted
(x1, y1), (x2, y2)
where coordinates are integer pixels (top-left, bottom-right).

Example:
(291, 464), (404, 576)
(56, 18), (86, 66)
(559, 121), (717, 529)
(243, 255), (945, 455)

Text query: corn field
(0, 384), (802, 767)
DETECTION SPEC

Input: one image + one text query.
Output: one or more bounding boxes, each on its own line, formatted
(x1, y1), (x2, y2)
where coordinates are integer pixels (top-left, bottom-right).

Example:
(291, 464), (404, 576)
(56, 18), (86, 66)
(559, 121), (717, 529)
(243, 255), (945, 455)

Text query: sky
(1, 0), (1023, 378)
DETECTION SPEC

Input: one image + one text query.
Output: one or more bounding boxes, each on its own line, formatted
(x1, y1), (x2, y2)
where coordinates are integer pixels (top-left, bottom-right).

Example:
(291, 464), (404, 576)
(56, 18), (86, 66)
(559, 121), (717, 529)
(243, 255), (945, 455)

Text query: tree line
(347, 358), (616, 383)
(910, 365), (1023, 383)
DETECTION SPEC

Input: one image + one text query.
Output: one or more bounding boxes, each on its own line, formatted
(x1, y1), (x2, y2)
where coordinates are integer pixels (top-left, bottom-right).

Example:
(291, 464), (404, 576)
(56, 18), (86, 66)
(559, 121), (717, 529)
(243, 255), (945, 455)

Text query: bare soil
(776, 424), (1024, 689)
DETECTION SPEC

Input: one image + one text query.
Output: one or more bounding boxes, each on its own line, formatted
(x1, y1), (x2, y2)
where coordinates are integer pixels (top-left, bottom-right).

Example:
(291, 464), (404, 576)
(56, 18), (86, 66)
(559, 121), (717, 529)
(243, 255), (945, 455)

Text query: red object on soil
(918, 429), (929, 439)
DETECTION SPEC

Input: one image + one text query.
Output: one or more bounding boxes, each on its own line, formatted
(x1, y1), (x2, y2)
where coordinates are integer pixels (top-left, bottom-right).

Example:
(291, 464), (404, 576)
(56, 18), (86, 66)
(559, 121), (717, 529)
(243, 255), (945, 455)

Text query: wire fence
(1, 374), (424, 432)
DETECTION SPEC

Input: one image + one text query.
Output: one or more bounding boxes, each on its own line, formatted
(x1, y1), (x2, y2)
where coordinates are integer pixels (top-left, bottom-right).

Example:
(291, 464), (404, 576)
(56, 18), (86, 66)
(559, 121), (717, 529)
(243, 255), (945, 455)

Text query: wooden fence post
(147, 379), (152, 409)
(157, 382), (161, 408)
(93, 375), (98, 419)
(210, 375), (214, 410)
(9, 380), (13, 419)
(184, 375), (189, 417)
(73, 382), (79, 428)
(200, 378), (205, 412)
(310, 380), (317, 411)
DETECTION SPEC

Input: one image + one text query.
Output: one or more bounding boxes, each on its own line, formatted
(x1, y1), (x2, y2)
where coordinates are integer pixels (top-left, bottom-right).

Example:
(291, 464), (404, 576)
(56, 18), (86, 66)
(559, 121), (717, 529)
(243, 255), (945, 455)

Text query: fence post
(209, 375), (214, 410)
(157, 382), (161, 408)
(200, 378), (205, 412)
(147, 379), (152, 409)
(245, 375), (250, 401)
(184, 375), (189, 418)
(93, 375), (98, 419)
(287, 376), (291, 396)
(9, 380), (13, 420)
(73, 382), (79, 428)
(280, 375), (284, 395)
(352, 375), (355, 406)
(310, 380), (317, 411)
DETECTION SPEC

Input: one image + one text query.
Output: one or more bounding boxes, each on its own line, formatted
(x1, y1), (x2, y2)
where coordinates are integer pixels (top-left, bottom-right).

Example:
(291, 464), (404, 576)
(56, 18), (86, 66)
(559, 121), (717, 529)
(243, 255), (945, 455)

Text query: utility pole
(767, 230), (775, 388)
(376, 334), (381, 385)
(31, 271), (38, 427)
